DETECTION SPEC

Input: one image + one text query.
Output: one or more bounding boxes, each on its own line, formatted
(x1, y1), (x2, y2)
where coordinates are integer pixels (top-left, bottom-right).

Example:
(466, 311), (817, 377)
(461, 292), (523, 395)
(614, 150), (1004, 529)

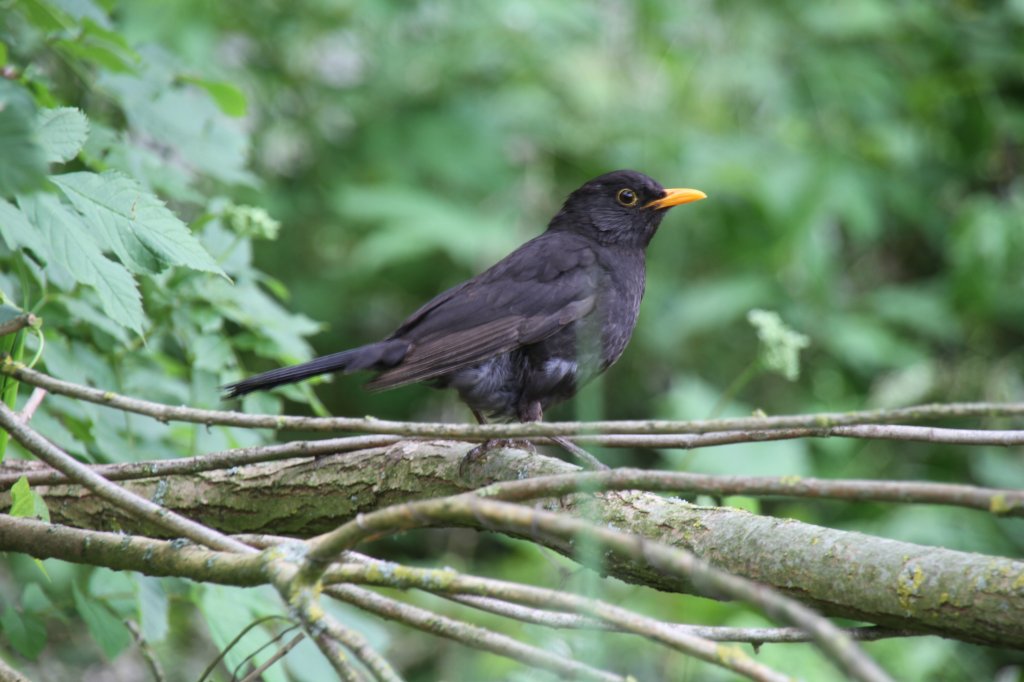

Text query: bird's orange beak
(644, 188), (707, 210)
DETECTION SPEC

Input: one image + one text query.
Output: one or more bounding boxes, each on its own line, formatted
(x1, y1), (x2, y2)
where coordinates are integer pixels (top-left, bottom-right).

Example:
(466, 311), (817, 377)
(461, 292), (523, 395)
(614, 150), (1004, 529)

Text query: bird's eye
(616, 188), (638, 207)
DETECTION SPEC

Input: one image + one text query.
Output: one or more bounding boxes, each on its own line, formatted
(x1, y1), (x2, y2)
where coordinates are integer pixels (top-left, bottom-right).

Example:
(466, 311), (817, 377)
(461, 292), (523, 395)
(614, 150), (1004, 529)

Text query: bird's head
(549, 169), (706, 248)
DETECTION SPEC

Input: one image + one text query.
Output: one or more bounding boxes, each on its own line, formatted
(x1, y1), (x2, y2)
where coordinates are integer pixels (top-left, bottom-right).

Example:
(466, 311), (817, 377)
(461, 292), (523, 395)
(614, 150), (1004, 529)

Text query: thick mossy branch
(7, 440), (1022, 648)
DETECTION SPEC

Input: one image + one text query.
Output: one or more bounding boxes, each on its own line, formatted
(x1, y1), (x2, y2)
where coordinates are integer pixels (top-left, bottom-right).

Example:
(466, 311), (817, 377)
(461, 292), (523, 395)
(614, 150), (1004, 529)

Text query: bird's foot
(459, 438), (537, 477)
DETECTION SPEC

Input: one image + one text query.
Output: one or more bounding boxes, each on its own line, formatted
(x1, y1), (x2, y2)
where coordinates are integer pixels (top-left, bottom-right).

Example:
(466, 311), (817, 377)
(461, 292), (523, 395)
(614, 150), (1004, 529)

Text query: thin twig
(444, 595), (919, 643)
(16, 387), (46, 423)
(238, 633), (305, 682)
(125, 620), (167, 682)
(574, 425), (1024, 448)
(4, 363), (1024, 438)
(301, 497), (891, 682)
(0, 403), (253, 554)
(548, 435), (609, 470)
(305, 630), (363, 682)
(0, 434), (404, 489)
(229, 624), (302, 680)
(198, 616), (296, 682)
(327, 565), (789, 682)
(328, 584), (628, 682)
(0, 314), (36, 338)
(471, 468), (1024, 516)
(334, 551), (923, 645)
(263, 547), (400, 682)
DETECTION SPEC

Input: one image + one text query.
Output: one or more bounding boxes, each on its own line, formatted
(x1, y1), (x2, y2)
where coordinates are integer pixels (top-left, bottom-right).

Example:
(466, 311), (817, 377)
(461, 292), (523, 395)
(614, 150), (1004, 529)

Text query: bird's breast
(594, 247), (646, 368)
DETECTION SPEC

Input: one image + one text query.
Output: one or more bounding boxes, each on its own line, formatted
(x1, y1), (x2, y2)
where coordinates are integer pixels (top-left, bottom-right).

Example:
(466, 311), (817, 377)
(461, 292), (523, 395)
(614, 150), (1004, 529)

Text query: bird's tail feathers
(222, 339), (409, 398)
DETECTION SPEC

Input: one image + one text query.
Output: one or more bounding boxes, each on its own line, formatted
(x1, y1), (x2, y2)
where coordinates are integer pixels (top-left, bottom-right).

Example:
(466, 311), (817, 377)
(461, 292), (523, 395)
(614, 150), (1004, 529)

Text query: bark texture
(3, 440), (1021, 648)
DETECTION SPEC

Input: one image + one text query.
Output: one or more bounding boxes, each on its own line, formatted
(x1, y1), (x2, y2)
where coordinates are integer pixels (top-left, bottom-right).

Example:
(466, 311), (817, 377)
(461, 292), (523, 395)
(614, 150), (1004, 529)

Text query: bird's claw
(459, 438), (537, 478)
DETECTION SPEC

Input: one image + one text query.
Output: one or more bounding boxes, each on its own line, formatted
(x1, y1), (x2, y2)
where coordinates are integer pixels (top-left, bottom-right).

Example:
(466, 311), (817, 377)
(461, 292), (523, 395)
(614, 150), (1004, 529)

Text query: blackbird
(223, 170), (706, 425)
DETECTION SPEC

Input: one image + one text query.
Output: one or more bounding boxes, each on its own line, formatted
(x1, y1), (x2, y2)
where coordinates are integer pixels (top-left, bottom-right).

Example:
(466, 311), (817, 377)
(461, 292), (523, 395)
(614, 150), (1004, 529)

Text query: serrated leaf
(9, 476), (35, 516)
(0, 81), (48, 196)
(0, 197), (49, 256)
(72, 582), (132, 660)
(19, 193), (146, 335)
(183, 77), (248, 117)
(37, 107), (90, 163)
(51, 171), (225, 276)
(0, 604), (47, 660)
(102, 68), (254, 186)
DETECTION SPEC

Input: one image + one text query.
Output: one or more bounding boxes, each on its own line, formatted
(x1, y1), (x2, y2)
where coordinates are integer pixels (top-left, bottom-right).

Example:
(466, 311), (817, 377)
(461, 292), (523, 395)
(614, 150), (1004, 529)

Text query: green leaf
(52, 18), (141, 73)
(21, 584), (59, 619)
(190, 333), (234, 372)
(19, 193), (146, 335)
(72, 582), (132, 660)
(81, 19), (137, 55)
(135, 575), (169, 643)
(199, 585), (295, 682)
(0, 604), (47, 660)
(33, 491), (50, 523)
(15, 0), (72, 32)
(60, 297), (131, 343)
(54, 39), (136, 74)
(51, 171), (225, 276)
(0, 197), (49, 256)
(37, 107), (90, 163)
(9, 476), (35, 517)
(0, 41), (8, 67)
(0, 81), (48, 196)
(183, 77), (248, 117)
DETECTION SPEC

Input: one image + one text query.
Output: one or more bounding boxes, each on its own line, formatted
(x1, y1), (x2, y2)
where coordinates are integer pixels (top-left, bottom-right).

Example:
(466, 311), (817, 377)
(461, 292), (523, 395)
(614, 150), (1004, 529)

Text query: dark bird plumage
(223, 170), (706, 422)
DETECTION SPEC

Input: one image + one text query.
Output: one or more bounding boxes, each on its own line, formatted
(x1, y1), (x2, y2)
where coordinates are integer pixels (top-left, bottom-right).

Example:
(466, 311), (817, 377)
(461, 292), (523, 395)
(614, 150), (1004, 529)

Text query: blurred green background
(3, 0), (1024, 679)
(122, 1), (1024, 425)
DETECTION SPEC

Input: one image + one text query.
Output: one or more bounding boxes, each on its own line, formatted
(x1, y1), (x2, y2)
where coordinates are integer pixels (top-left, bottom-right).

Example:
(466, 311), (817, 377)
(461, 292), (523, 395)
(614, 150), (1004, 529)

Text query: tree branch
(4, 362), (1024, 438)
(0, 402), (251, 554)
(300, 491), (891, 682)
(442, 595), (918, 644)
(0, 435), (404, 489)
(8, 455), (1017, 516)
(0, 314), (37, 339)
(326, 584), (628, 682)
(8, 442), (1018, 648)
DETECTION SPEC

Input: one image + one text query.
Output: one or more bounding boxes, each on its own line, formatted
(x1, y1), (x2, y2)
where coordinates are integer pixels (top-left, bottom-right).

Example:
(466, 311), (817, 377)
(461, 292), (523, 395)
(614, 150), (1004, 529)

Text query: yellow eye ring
(616, 188), (638, 207)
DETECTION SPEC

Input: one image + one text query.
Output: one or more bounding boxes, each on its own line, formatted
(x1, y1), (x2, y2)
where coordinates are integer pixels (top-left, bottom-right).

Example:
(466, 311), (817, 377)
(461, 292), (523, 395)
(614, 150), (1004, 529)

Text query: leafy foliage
(0, 0), (320, 675)
(1, 0), (1022, 680)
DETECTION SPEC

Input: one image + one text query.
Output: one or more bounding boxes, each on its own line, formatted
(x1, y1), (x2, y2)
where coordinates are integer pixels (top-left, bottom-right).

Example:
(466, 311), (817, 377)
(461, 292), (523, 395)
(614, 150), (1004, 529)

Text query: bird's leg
(522, 402), (606, 470)
(460, 407), (538, 477)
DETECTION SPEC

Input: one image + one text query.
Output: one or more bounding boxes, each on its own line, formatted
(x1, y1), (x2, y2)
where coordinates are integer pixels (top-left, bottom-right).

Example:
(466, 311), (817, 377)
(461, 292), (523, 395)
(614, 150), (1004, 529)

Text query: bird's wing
(365, 232), (601, 390)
